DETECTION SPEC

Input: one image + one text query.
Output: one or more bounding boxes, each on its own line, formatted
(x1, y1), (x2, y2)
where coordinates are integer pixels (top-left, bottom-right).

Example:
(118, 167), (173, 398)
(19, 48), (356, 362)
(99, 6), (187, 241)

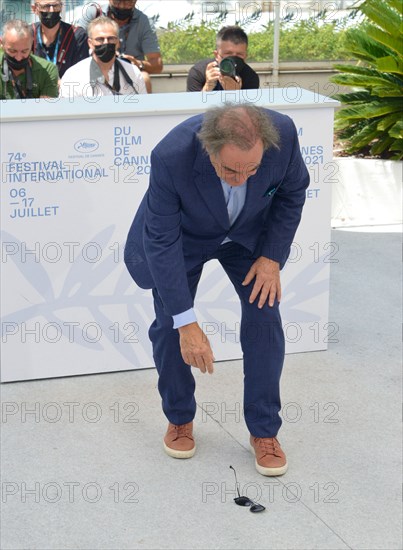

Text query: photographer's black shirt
(187, 58), (259, 92)
(32, 21), (89, 78)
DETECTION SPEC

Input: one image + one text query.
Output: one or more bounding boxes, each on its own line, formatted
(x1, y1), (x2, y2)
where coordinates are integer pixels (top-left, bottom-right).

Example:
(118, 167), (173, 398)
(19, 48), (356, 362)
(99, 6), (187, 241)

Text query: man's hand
(242, 257), (281, 308)
(219, 74), (242, 90)
(178, 322), (215, 374)
(203, 61), (221, 91)
(118, 53), (140, 67)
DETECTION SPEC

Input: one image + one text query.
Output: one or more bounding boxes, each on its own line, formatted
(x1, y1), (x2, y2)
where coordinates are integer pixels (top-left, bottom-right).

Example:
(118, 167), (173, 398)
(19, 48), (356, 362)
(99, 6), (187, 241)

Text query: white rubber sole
(255, 459), (288, 476)
(163, 441), (196, 459)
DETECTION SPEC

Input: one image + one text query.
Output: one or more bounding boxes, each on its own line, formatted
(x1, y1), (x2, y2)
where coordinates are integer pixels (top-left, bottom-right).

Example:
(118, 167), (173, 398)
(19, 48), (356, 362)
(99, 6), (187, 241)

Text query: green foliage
(331, 0), (403, 159)
(157, 22), (217, 64)
(272, 18), (350, 62)
(157, 11), (353, 64)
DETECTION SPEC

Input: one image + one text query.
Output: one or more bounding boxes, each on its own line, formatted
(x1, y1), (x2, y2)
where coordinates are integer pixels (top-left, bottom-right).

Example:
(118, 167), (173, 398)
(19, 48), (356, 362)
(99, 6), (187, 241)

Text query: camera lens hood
(219, 56), (245, 78)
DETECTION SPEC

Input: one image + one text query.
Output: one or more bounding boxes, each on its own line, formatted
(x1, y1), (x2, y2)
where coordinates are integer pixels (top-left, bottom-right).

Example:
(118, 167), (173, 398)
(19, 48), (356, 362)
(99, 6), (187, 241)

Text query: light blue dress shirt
(172, 179), (248, 329)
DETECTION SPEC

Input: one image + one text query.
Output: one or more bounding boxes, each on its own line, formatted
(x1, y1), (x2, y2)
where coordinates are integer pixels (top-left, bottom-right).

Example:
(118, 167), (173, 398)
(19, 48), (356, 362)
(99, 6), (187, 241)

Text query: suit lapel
(231, 158), (272, 226)
(193, 147), (230, 230)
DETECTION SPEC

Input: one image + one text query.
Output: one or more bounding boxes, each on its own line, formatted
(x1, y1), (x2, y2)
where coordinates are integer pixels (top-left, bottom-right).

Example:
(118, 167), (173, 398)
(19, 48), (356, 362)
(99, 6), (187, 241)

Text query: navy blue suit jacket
(124, 109), (310, 317)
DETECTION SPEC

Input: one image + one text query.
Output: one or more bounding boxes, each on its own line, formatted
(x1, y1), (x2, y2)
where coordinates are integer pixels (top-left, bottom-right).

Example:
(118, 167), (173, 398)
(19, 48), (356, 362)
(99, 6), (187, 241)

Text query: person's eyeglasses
(36, 3), (62, 11)
(91, 36), (119, 45)
(229, 465), (266, 513)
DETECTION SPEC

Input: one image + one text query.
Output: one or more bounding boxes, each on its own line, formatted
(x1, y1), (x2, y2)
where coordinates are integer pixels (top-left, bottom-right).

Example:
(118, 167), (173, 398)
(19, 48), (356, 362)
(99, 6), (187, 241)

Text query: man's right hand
(178, 322), (215, 374)
(203, 61), (220, 91)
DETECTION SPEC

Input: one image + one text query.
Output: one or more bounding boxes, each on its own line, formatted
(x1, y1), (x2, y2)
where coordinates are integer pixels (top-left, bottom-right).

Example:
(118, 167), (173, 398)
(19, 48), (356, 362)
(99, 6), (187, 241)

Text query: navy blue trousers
(148, 242), (285, 438)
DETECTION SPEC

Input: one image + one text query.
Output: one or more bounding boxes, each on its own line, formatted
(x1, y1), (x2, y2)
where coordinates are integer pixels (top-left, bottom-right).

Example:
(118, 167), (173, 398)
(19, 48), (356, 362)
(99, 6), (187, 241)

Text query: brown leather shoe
(163, 422), (195, 459)
(250, 435), (288, 476)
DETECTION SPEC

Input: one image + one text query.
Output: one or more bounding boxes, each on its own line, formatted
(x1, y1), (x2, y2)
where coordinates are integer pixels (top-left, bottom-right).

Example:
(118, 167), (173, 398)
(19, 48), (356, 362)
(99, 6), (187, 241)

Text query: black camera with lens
(219, 56), (245, 79)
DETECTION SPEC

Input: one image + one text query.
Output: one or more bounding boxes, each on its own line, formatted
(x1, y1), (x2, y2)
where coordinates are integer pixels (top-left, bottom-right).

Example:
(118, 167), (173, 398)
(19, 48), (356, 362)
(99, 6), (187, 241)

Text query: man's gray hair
(88, 16), (119, 38)
(198, 103), (280, 156)
(2, 19), (33, 41)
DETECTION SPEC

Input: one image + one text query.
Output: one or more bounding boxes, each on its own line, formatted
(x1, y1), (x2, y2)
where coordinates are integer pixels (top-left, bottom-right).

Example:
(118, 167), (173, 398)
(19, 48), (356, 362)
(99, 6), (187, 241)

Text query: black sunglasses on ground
(229, 465), (266, 513)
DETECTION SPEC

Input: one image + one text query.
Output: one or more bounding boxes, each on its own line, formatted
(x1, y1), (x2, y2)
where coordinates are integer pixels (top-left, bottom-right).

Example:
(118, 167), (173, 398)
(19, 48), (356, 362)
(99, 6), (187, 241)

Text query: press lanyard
(37, 26), (60, 65)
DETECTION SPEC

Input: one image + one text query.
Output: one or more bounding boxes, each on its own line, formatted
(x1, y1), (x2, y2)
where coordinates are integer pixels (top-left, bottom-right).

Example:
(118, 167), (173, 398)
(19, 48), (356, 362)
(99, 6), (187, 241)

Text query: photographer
(0, 19), (59, 99)
(31, 0), (89, 78)
(59, 16), (146, 98)
(75, 0), (162, 93)
(187, 26), (259, 92)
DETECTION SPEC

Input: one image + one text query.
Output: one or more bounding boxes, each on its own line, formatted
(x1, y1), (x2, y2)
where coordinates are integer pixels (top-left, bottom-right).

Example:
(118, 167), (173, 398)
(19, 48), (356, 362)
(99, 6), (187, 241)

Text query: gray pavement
(1, 225), (402, 550)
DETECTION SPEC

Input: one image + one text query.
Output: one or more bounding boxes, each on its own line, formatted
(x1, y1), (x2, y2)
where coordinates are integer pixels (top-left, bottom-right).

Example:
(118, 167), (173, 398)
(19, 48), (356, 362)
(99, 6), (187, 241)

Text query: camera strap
(115, 59), (137, 93)
(90, 58), (138, 95)
(2, 57), (33, 99)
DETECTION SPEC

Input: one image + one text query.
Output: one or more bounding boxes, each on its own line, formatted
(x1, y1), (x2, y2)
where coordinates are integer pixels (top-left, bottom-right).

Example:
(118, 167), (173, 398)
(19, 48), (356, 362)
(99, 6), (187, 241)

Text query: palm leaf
(366, 26), (403, 56)
(377, 112), (402, 131)
(349, 120), (382, 147)
(389, 0), (403, 13)
(360, 1), (402, 37)
(344, 29), (392, 62)
(331, 73), (402, 93)
(0, 230), (55, 301)
(376, 55), (403, 74)
(337, 101), (402, 120)
(373, 85), (403, 97)
(332, 91), (372, 103)
(333, 64), (399, 83)
(389, 120), (403, 139)
(389, 138), (403, 152)
(370, 136), (394, 155)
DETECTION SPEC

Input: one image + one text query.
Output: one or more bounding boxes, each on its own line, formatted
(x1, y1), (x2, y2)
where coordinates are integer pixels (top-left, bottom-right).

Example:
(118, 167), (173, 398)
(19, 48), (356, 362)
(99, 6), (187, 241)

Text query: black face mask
(109, 5), (133, 20)
(5, 53), (30, 71)
(39, 11), (62, 29)
(94, 43), (116, 63)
